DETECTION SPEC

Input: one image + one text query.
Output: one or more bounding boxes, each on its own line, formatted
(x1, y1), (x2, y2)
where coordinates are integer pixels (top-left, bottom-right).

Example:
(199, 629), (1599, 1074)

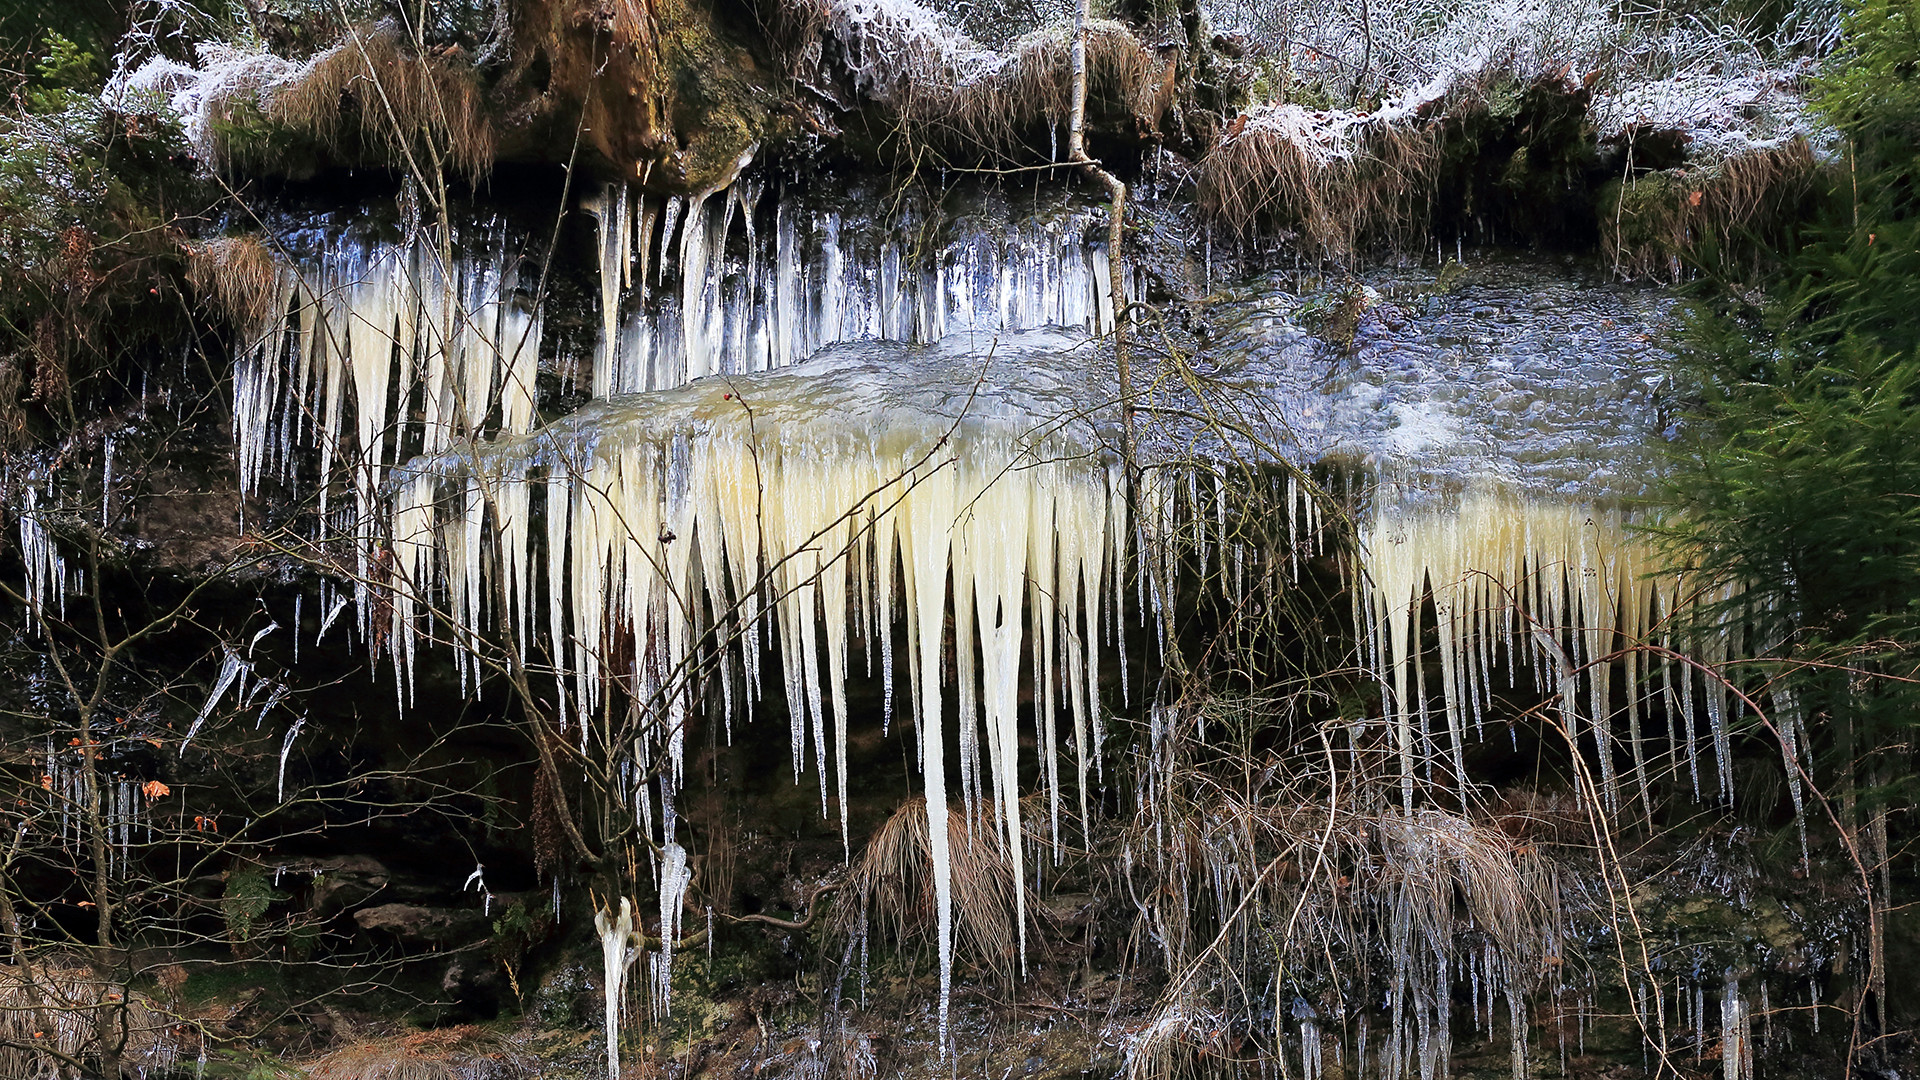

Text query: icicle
(1721, 970), (1750, 1080)
(181, 647), (248, 756)
(655, 841), (691, 1017)
(277, 713), (307, 801)
(596, 898), (637, 1080)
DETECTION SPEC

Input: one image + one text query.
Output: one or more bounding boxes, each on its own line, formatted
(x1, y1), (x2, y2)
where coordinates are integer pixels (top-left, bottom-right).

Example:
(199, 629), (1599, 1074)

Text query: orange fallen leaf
(1688, 190), (1702, 207)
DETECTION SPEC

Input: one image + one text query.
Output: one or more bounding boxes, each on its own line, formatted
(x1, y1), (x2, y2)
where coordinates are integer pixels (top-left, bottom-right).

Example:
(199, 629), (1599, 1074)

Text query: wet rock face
(288, 854), (392, 916)
(354, 902), (491, 943)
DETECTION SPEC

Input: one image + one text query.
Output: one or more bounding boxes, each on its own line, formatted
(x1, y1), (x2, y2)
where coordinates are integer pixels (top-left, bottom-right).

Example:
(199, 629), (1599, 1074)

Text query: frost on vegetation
(1591, 68), (1830, 280)
(1195, 0), (1649, 243)
(1593, 67), (1835, 161)
(813, 0), (1163, 155)
(1200, 0), (1838, 244)
(583, 179), (1123, 397)
(106, 21), (494, 176)
(108, 44), (304, 164)
(1210, 0), (1632, 105)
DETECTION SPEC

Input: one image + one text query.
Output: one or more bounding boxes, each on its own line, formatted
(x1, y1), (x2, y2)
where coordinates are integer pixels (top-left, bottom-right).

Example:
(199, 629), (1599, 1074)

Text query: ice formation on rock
(383, 332), (1126, 1040)
(596, 898), (639, 1080)
(583, 181), (1120, 397)
(1358, 482), (1746, 815)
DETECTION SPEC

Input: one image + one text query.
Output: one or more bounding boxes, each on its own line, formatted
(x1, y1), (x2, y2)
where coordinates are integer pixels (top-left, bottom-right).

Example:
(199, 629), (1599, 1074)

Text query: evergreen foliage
(1668, 0), (1920, 840)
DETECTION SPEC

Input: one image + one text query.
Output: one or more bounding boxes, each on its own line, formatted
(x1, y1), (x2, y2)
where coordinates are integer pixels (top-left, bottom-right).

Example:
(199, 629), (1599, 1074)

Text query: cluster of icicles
(229, 223), (543, 502)
(581, 180), (1120, 396)
(228, 182), (1120, 506)
(184, 182), (1792, 1075)
(380, 349), (1128, 1052)
(42, 740), (152, 880)
(1358, 483), (1798, 825)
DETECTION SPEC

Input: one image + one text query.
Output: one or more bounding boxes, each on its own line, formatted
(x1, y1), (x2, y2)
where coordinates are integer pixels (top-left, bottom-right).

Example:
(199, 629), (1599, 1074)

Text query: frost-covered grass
(106, 18), (494, 179)
(814, 0), (1165, 161)
(1206, 0), (1842, 108)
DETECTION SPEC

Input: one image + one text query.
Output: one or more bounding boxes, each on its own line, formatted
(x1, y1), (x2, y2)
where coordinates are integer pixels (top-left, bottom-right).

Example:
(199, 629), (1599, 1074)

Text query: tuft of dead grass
(0, 962), (186, 1078)
(273, 21), (495, 183)
(1196, 103), (1442, 259)
(831, 796), (1026, 980)
(185, 235), (287, 334)
(1600, 137), (1820, 281)
(304, 1025), (534, 1080)
(1114, 696), (1554, 1080)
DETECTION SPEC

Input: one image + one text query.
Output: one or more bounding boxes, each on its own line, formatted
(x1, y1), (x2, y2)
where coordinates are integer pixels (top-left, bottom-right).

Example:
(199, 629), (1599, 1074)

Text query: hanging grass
(831, 796), (1027, 981)
(1599, 137), (1823, 281)
(1196, 103), (1442, 258)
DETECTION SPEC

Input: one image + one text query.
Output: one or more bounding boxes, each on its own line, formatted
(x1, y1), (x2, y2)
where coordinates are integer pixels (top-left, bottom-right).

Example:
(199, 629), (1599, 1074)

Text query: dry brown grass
(1114, 698), (1554, 1080)
(831, 796), (1025, 979)
(185, 235), (287, 334)
(0, 962), (185, 1078)
(266, 21), (494, 182)
(1196, 107), (1441, 259)
(304, 1025), (534, 1080)
(1601, 137), (1820, 281)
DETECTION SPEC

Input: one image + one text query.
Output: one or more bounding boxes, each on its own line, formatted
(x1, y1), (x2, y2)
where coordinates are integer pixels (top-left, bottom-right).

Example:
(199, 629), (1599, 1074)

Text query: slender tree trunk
(1068, 0), (1135, 482)
(79, 724), (125, 1078)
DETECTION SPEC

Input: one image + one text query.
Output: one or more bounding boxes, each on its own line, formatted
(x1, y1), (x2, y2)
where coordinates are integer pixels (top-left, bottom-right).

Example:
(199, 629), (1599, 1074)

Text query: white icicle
(182, 647), (248, 756)
(596, 898), (638, 1080)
